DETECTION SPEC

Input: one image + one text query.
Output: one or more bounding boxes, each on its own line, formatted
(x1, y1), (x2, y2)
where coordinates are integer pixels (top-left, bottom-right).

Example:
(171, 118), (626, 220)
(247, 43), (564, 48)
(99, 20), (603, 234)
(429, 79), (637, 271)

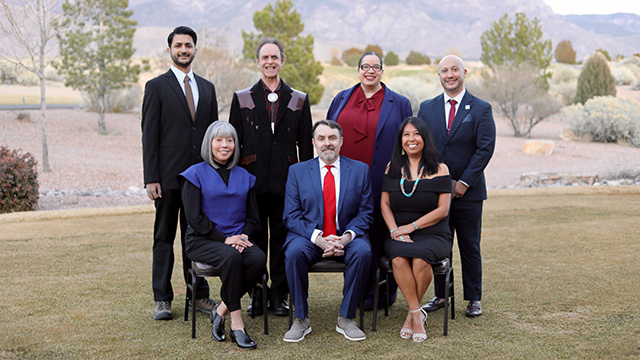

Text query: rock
(519, 172), (600, 186)
(523, 140), (555, 155)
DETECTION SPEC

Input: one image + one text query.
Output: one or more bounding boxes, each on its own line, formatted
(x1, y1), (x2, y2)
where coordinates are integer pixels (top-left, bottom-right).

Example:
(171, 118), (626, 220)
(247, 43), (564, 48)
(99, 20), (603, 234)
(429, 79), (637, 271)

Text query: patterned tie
(323, 165), (337, 236)
(184, 75), (196, 121)
(447, 99), (457, 135)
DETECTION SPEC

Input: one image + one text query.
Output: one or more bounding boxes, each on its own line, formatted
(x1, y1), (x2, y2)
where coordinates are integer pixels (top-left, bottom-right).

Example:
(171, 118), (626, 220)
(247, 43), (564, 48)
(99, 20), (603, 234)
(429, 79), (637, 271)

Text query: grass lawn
(1, 187), (639, 359)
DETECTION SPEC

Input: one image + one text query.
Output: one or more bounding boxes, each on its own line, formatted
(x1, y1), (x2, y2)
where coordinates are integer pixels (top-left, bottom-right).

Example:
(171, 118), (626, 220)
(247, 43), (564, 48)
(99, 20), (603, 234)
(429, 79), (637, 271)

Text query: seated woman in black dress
(179, 121), (266, 349)
(380, 117), (452, 342)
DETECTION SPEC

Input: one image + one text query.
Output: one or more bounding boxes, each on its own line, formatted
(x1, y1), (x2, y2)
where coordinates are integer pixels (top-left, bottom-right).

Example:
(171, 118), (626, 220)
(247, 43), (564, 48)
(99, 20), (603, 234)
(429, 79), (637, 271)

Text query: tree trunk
(97, 92), (107, 135)
(39, 44), (50, 172)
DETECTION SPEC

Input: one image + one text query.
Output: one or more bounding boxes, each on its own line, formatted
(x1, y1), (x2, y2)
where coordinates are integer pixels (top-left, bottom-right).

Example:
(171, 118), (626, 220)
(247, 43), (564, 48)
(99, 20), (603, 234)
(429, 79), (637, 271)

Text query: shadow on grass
(1, 187), (639, 359)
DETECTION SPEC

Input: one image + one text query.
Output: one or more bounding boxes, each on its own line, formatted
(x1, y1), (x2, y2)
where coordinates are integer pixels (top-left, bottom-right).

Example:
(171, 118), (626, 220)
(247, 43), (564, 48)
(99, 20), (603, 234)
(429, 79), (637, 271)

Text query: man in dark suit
(417, 55), (496, 317)
(142, 26), (218, 320)
(229, 38), (313, 316)
(282, 120), (373, 342)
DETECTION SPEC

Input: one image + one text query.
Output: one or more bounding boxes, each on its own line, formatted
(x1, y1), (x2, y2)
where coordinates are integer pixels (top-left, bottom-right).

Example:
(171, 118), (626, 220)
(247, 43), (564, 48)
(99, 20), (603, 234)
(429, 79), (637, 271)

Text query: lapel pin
(465, 105), (470, 110)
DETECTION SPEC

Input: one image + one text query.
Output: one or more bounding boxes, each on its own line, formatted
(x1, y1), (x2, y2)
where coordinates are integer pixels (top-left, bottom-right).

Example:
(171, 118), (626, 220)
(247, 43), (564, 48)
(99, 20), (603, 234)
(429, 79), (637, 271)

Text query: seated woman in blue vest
(180, 121), (266, 350)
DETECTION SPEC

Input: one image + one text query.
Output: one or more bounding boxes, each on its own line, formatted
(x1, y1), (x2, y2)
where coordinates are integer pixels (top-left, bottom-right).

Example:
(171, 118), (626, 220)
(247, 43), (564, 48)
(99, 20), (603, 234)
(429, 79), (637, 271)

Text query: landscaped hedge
(0, 146), (39, 213)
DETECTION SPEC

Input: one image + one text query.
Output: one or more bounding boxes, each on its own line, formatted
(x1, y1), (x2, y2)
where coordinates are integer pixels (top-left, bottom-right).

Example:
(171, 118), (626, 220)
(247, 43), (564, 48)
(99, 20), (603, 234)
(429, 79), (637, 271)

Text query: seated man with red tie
(282, 120), (374, 343)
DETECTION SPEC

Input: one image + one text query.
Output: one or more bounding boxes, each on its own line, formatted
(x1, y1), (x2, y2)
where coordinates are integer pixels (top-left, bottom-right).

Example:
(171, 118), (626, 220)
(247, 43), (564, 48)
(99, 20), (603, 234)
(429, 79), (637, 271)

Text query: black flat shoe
(210, 305), (226, 341)
(422, 297), (445, 313)
(230, 328), (257, 349)
(269, 298), (289, 316)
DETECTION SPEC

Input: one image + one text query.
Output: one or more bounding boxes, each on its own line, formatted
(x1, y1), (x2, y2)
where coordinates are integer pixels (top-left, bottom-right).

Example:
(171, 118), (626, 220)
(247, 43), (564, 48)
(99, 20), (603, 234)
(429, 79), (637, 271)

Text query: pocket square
(462, 114), (473, 123)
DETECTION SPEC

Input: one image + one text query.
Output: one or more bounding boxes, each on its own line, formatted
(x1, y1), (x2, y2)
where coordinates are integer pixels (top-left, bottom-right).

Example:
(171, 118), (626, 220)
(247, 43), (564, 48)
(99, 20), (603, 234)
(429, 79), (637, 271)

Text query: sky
(543, 0), (640, 15)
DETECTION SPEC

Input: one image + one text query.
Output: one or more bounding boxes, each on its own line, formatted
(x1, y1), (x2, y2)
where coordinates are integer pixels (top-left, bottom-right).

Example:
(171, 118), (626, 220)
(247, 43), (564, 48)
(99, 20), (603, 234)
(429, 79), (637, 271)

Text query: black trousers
(186, 237), (266, 312)
(255, 193), (289, 297)
(433, 199), (484, 301)
(152, 189), (209, 301)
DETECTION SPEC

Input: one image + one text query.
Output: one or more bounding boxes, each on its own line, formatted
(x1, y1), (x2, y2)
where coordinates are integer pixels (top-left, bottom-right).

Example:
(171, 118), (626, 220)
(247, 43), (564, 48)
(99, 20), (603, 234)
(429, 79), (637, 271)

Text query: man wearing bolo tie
(229, 38), (313, 317)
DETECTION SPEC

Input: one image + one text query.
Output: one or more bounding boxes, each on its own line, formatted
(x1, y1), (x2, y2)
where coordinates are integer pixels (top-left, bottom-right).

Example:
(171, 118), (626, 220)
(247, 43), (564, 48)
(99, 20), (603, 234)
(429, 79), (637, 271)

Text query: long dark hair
(387, 117), (440, 179)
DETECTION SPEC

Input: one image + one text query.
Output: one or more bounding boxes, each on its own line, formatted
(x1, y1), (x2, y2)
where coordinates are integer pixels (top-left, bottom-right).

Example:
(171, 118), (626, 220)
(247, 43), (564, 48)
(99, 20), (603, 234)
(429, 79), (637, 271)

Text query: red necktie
(447, 99), (457, 135)
(323, 165), (337, 236)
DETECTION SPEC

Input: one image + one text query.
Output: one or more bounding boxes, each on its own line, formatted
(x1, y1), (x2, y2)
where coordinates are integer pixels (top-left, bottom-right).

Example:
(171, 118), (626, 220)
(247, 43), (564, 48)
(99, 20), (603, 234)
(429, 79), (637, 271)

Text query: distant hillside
(129, 0), (640, 61)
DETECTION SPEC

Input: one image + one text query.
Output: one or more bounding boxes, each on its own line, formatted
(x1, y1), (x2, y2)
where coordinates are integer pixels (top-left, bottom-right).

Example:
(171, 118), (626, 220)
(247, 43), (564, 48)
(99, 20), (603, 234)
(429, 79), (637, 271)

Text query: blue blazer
(417, 91), (496, 201)
(327, 83), (412, 206)
(283, 156), (374, 246)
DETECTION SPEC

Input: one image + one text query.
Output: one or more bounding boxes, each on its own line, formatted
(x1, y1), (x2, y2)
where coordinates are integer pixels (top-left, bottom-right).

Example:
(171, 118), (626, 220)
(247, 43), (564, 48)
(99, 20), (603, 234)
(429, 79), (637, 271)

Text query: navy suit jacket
(417, 91), (495, 201)
(327, 83), (412, 206)
(283, 156), (374, 246)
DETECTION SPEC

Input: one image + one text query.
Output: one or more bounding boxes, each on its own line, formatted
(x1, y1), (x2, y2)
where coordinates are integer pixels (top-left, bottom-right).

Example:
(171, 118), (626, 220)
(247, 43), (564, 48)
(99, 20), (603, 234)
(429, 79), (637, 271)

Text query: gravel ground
(1, 103), (640, 211)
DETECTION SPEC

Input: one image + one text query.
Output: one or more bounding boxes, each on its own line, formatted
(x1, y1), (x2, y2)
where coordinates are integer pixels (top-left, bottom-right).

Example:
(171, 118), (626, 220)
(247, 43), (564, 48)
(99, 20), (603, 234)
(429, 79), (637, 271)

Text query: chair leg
(184, 272), (190, 322)
(191, 270), (198, 339)
(262, 274), (269, 335)
(384, 271), (390, 317)
(288, 292), (293, 328)
(372, 268), (381, 332)
(443, 266), (451, 336)
(450, 268), (455, 320)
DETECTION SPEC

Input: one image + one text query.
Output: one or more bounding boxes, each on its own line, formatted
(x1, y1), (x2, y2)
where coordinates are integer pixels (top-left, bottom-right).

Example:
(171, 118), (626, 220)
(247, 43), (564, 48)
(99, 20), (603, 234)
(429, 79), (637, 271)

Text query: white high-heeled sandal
(410, 308), (427, 342)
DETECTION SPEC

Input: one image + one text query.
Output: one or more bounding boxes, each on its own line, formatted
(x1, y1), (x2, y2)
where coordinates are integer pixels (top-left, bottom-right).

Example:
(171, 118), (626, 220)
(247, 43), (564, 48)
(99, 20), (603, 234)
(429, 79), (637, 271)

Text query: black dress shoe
(210, 305), (226, 341)
(230, 328), (257, 349)
(422, 297), (445, 313)
(247, 287), (264, 317)
(269, 297), (289, 316)
(466, 301), (482, 317)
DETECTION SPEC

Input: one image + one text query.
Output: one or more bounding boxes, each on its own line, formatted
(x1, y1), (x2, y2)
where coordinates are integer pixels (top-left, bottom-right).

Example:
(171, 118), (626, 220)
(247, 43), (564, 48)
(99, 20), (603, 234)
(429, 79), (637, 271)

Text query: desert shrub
(0, 146), (39, 213)
(550, 65), (580, 105)
(364, 44), (383, 58)
(330, 56), (343, 66)
(575, 52), (616, 104)
(384, 51), (399, 66)
(386, 76), (441, 114)
(318, 76), (354, 109)
(631, 77), (640, 91)
(0, 62), (18, 84)
(16, 112), (31, 122)
(565, 96), (640, 147)
(596, 49), (611, 61)
(611, 66), (636, 85)
(406, 51), (425, 65)
(555, 40), (576, 64)
(15, 71), (39, 86)
(82, 85), (142, 113)
(341, 47), (363, 67)
(423, 55), (431, 65)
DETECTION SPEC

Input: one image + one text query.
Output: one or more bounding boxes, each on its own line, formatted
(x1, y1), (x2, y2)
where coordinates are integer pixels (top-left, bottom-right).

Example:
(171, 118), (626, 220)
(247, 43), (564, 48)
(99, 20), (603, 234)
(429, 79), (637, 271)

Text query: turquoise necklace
(400, 168), (424, 197)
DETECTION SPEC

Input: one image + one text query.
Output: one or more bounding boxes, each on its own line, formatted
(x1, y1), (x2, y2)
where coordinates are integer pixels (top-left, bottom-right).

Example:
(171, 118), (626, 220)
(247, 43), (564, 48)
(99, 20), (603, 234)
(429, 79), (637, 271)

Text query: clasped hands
(390, 224), (414, 243)
(316, 232), (352, 258)
(224, 234), (252, 253)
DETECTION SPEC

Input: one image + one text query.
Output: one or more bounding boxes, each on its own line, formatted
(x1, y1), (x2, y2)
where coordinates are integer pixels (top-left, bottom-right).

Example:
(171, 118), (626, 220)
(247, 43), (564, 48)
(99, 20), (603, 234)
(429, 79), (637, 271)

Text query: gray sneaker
(153, 301), (172, 320)
(191, 297), (217, 315)
(336, 316), (366, 341)
(283, 318), (311, 342)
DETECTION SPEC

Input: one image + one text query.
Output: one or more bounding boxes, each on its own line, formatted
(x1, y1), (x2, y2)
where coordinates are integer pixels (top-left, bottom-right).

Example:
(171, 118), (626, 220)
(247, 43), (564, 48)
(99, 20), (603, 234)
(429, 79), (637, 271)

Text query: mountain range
(129, 0), (640, 61)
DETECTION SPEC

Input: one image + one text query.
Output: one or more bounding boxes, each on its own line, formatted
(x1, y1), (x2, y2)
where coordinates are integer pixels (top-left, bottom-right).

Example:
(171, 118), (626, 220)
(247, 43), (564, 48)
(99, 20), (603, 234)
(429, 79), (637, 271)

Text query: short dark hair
(167, 26), (197, 47)
(387, 117), (441, 179)
(255, 37), (285, 59)
(312, 120), (342, 138)
(358, 51), (383, 68)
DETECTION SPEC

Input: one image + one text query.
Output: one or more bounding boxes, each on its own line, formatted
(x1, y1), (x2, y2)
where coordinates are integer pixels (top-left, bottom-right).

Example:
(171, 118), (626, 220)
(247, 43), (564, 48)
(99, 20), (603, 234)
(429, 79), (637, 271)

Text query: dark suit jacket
(283, 156), (374, 247)
(229, 80), (313, 197)
(417, 91), (495, 201)
(326, 83), (412, 205)
(142, 69), (218, 190)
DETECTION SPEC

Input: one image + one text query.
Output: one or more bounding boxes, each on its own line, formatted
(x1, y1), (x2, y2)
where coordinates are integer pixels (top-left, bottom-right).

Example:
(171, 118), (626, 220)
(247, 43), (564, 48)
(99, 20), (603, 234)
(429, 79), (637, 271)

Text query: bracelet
(390, 228), (398, 233)
(413, 222), (418, 230)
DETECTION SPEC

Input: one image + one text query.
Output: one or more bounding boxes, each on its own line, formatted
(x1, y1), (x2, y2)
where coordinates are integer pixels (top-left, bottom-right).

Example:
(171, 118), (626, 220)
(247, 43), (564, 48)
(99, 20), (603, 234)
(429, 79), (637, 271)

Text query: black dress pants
(255, 193), (288, 297)
(186, 237), (266, 311)
(152, 189), (209, 301)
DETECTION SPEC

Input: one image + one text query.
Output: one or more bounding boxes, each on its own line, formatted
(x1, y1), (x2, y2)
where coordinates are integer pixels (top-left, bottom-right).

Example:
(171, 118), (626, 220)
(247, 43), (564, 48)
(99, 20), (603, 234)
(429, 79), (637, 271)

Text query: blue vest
(180, 162), (255, 236)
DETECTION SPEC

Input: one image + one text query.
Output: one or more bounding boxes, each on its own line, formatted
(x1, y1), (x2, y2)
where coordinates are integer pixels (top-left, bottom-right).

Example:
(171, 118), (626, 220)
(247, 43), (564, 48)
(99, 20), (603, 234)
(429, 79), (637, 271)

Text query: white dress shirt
(443, 88), (466, 129)
(170, 65), (199, 111)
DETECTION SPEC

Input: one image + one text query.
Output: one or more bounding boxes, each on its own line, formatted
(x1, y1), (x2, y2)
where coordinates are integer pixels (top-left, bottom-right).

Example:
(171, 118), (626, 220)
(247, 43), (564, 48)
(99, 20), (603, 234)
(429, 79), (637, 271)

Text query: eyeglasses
(359, 64), (383, 72)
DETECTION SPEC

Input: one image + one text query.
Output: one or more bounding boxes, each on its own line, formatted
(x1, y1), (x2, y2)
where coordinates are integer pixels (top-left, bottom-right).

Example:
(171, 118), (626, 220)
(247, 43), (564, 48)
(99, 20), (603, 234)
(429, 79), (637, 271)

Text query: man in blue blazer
(282, 120), (373, 342)
(417, 55), (496, 318)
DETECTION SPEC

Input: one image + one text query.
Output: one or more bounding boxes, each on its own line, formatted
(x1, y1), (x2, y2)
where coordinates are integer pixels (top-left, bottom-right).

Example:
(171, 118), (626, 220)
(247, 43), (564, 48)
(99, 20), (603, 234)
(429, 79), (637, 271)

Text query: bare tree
(192, 47), (257, 114)
(480, 64), (560, 138)
(0, 0), (61, 172)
